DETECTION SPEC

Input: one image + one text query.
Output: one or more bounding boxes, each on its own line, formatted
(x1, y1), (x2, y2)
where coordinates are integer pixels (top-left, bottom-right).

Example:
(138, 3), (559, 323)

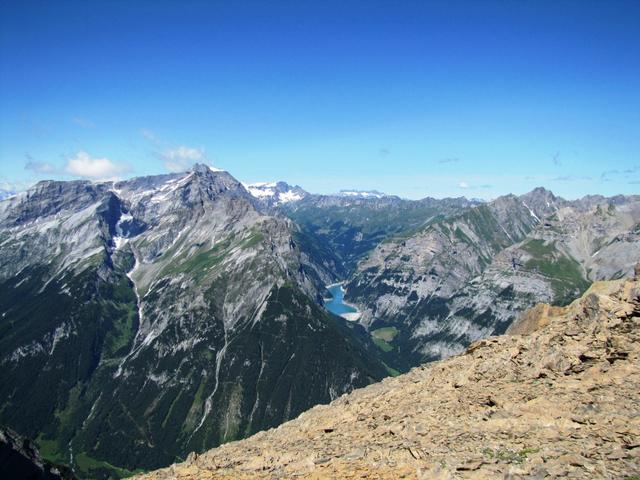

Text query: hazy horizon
(2, 163), (637, 203)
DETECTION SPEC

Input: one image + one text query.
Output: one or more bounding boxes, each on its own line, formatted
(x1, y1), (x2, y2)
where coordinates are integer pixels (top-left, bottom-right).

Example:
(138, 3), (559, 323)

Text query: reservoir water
(324, 283), (358, 317)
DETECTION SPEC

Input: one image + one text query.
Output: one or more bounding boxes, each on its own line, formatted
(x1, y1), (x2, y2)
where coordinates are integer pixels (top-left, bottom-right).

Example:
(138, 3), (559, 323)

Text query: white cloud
(64, 151), (129, 181)
(552, 175), (593, 182)
(0, 180), (33, 193)
(161, 146), (207, 172)
(73, 117), (95, 128)
(25, 154), (56, 174)
(141, 128), (157, 142)
(457, 181), (493, 190)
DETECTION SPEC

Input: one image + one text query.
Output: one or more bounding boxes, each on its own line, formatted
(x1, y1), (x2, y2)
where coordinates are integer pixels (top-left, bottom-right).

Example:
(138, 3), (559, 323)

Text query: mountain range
(1, 164), (638, 478)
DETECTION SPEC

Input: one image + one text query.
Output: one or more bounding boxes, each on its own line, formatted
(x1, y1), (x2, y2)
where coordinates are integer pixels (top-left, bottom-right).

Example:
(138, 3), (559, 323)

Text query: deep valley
(1, 166), (638, 478)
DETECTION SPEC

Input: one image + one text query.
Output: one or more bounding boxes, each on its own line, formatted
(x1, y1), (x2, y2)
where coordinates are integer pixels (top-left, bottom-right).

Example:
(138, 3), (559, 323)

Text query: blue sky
(0, 0), (638, 199)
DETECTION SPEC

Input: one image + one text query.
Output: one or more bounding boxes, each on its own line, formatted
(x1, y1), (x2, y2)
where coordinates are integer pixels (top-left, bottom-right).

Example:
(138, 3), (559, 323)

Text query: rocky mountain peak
(118, 165), (257, 222)
(529, 186), (554, 197)
(190, 163), (243, 193)
(0, 179), (108, 228)
(191, 162), (213, 174)
(519, 186), (563, 219)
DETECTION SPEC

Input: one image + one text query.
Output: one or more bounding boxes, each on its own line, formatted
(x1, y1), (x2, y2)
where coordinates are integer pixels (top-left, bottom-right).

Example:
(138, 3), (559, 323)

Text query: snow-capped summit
(243, 181), (308, 207)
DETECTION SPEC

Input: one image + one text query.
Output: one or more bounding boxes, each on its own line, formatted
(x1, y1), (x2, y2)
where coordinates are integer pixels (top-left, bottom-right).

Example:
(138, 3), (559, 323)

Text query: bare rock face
(505, 303), (565, 335)
(342, 190), (640, 366)
(134, 278), (640, 479)
(0, 427), (76, 480)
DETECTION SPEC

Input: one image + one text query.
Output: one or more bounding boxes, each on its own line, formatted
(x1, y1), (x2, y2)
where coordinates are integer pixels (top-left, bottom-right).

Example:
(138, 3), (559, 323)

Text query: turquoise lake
(324, 284), (358, 316)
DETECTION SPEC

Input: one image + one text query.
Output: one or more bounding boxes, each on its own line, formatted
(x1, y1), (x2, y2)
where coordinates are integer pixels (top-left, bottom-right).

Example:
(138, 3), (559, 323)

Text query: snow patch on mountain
(279, 190), (304, 202)
(244, 182), (277, 198)
(522, 201), (540, 222)
(243, 181), (307, 206)
(113, 211), (134, 250)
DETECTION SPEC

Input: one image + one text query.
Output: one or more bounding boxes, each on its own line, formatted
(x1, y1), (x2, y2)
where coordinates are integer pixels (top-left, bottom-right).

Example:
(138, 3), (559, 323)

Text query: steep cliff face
(0, 426), (78, 480)
(0, 165), (387, 478)
(133, 277), (640, 479)
(342, 189), (640, 367)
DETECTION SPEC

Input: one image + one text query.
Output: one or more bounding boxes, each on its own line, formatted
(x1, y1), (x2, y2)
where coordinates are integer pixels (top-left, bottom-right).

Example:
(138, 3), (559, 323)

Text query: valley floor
(133, 279), (640, 479)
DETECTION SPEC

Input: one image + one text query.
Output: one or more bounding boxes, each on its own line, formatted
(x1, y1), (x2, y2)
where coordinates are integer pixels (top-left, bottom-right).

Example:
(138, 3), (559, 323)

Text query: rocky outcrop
(0, 427), (76, 480)
(134, 278), (640, 479)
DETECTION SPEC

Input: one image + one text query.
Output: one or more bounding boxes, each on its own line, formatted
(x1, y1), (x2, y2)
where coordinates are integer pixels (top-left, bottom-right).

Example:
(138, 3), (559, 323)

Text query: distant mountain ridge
(341, 188), (639, 367)
(242, 181), (308, 207)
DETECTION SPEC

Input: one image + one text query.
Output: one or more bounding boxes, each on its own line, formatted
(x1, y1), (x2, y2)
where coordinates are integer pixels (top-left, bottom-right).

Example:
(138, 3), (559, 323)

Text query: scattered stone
(134, 279), (640, 480)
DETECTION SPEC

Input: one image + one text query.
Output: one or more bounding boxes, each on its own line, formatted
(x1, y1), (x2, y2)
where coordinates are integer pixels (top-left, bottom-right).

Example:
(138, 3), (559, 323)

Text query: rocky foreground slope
(135, 276), (640, 479)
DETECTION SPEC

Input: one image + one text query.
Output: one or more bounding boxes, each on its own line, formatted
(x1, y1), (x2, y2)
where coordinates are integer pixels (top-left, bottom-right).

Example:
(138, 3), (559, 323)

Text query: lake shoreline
(324, 282), (362, 322)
